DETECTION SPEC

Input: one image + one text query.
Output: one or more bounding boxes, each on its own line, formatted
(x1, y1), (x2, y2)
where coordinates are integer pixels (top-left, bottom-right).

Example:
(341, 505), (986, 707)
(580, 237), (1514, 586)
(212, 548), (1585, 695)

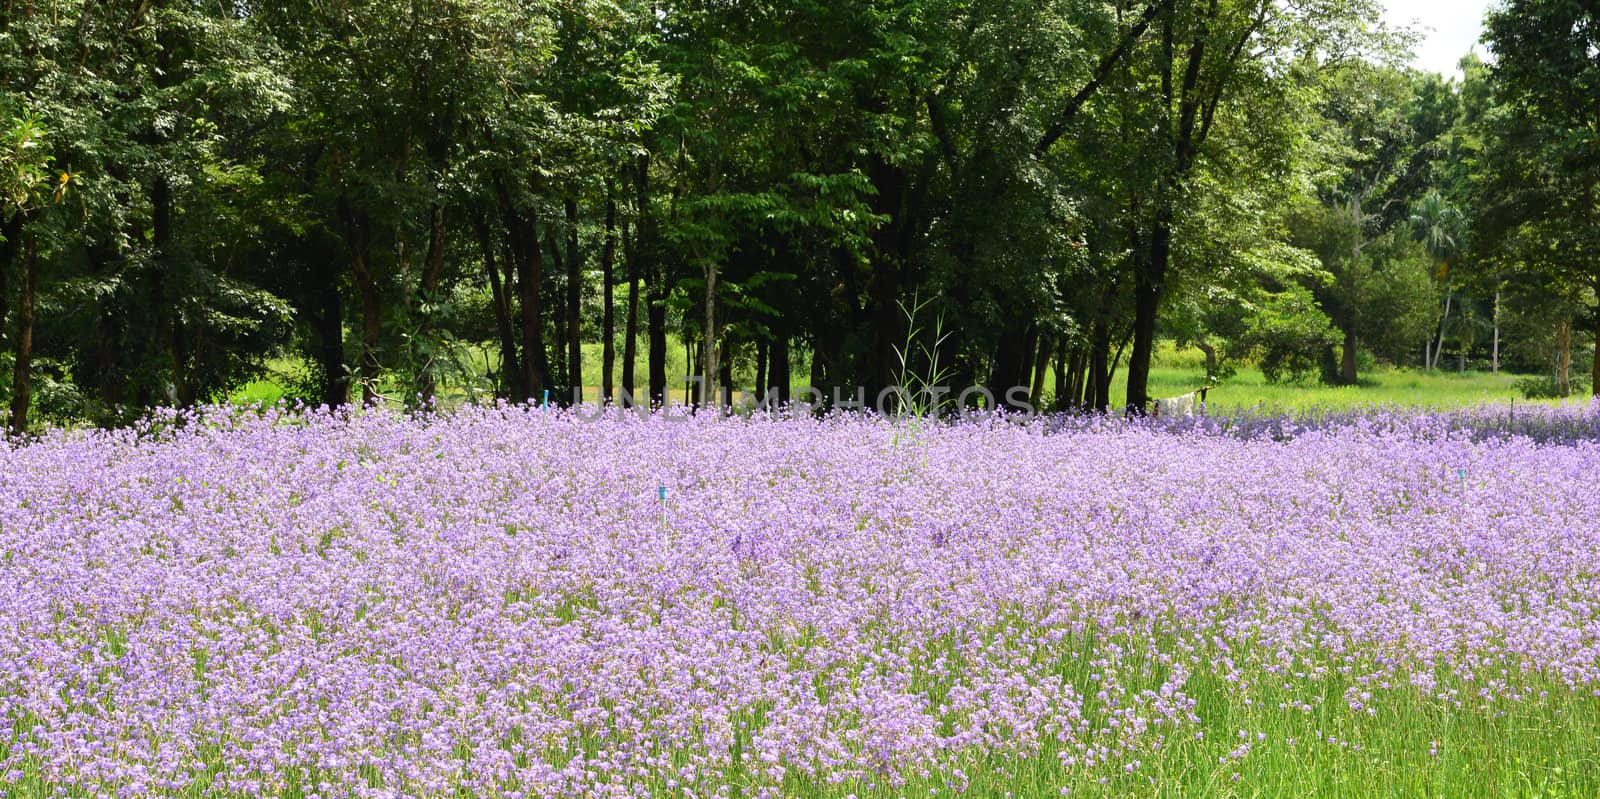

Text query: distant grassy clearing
(1136, 363), (1536, 413)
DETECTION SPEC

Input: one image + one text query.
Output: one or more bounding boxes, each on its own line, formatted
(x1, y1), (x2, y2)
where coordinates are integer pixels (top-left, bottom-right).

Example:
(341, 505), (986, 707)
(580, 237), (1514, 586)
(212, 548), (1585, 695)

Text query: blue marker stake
(1459, 468), (1467, 491)
(658, 486), (669, 548)
(543, 389), (550, 410)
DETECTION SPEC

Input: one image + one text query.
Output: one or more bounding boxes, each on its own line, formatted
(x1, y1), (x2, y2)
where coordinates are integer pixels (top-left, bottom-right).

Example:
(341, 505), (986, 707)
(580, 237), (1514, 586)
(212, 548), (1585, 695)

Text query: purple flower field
(2, 405), (1599, 798)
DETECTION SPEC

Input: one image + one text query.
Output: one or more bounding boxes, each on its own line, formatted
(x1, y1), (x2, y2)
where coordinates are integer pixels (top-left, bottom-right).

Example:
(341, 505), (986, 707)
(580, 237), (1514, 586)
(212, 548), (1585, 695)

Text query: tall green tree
(1484, 0), (1600, 396)
(1104, 0), (1394, 410)
(1409, 189), (1464, 370)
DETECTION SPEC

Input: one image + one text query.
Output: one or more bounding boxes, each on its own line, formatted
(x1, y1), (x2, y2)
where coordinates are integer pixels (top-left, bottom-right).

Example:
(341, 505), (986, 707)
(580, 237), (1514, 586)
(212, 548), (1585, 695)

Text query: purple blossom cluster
(1, 405), (1597, 797)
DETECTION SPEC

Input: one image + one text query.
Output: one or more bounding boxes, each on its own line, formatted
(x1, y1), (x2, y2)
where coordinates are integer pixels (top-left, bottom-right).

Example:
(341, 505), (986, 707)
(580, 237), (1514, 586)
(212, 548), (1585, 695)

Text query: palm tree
(1409, 190), (1464, 370)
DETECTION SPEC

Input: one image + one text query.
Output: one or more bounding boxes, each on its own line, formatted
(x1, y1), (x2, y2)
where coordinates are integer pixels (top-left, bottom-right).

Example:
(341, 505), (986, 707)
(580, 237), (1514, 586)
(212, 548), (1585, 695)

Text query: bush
(1514, 375), (1591, 400)
(1245, 285), (1340, 384)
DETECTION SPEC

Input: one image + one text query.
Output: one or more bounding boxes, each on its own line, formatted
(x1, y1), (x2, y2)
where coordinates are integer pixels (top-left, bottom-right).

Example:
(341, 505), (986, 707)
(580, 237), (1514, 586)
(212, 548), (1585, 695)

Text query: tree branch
(1174, 0), (1215, 171)
(1196, 1), (1269, 152)
(1034, 0), (1166, 157)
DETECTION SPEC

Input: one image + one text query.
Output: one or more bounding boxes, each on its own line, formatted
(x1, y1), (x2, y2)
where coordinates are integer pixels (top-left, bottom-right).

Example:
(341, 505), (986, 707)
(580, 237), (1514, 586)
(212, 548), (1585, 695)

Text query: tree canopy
(1, 0), (1596, 432)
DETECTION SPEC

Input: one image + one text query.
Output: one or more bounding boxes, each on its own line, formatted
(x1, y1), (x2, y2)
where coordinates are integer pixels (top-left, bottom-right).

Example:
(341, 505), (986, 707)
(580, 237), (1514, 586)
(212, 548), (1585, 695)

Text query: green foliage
(1475, 0), (1600, 394)
(1515, 374), (1591, 400)
(1358, 230), (1440, 363)
(0, 0), (1594, 427)
(1409, 189), (1464, 279)
(1244, 283), (1341, 384)
(0, 107), (54, 221)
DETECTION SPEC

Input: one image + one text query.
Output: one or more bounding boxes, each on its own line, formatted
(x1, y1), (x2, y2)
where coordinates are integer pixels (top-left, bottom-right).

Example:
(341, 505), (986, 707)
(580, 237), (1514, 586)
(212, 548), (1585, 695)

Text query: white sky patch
(1381, 0), (1495, 77)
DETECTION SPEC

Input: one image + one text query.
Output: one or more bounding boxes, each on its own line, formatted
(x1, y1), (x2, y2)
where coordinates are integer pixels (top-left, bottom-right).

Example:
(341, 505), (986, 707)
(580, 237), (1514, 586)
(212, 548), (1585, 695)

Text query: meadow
(1, 403), (1598, 797)
(1127, 347), (1541, 413)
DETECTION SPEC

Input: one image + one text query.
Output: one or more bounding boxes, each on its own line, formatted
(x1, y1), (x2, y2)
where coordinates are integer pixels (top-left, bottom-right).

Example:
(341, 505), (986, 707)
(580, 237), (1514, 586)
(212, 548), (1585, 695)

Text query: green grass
(229, 357), (305, 406)
(814, 675), (1600, 798)
(228, 337), (704, 408)
(1134, 362), (1534, 414)
(719, 616), (1600, 799)
(1053, 342), (1545, 413)
(661, 629), (1599, 799)
(5, 626), (1592, 797)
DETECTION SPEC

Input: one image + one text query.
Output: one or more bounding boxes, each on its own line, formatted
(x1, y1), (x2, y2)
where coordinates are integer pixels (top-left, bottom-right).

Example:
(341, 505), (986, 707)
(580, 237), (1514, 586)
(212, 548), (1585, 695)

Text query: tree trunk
(1090, 323), (1112, 413)
(647, 259), (667, 407)
(478, 216), (519, 398)
(338, 199), (382, 405)
(1064, 346), (1086, 411)
(1431, 292), (1453, 371)
(1020, 324), (1039, 399)
(565, 197), (582, 404)
(172, 315), (191, 406)
(1492, 290), (1501, 374)
(90, 242), (123, 410)
(1107, 333), (1130, 393)
(351, 252), (382, 405)
(685, 336), (697, 406)
(621, 215), (639, 406)
(1341, 326), (1358, 386)
(1126, 208), (1169, 414)
(1083, 343), (1097, 412)
(1592, 305), (1600, 398)
(1196, 339), (1218, 379)
(150, 174), (192, 407)
(868, 261), (901, 400)
(0, 214), (20, 348)
(313, 264), (349, 407)
(770, 333), (791, 405)
(601, 189), (617, 404)
(809, 328), (834, 401)
(495, 180), (547, 402)
(812, 341), (825, 403)
(637, 157), (667, 407)
(1030, 333), (1053, 407)
(8, 234), (37, 436)
(417, 203), (448, 403)
(150, 30), (191, 408)
(1458, 303), (1468, 375)
(866, 154), (908, 400)
(754, 338), (768, 405)
(95, 307), (121, 408)
(1077, 347), (1093, 410)
(519, 214), (547, 402)
(1556, 319), (1572, 398)
(703, 262), (718, 410)
(1051, 345), (1069, 412)
(1125, 3), (1217, 415)
(544, 228), (568, 392)
(988, 320), (1033, 404)
(718, 336), (733, 407)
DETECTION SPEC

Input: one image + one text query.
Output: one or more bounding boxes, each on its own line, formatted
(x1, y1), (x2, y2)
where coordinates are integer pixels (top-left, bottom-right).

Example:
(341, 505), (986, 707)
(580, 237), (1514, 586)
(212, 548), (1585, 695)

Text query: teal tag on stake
(658, 486), (667, 502)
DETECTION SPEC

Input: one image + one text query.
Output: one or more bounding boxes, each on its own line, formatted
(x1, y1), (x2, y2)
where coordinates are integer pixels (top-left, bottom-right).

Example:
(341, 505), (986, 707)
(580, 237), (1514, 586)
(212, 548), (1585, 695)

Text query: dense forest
(1, 0), (1597, 432)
